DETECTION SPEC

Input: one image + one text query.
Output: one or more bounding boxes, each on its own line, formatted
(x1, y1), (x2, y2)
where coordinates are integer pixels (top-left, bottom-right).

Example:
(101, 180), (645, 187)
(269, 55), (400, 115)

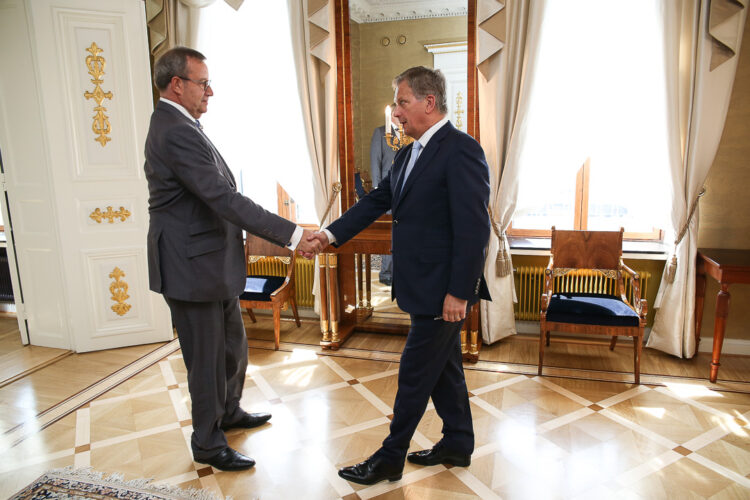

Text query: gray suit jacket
(370, 125), (397, 187)
(144, 101), (296, 302)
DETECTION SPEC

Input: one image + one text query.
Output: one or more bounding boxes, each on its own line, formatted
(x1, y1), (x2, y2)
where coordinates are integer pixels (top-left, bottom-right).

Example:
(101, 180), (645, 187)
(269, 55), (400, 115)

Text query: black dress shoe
(220, 412), (271, 430)
(196, 447), (255, 471)
(338, 456), (403, 485)
(407, 443), (471, 467)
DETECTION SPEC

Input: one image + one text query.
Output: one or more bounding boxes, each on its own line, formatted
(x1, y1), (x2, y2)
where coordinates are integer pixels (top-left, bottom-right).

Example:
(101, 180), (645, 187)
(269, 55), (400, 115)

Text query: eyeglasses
(178, 76), (211, 91)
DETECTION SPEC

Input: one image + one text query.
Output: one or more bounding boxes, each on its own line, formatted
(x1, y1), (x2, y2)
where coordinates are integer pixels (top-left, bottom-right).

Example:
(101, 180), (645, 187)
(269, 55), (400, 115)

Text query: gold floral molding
(83, 42), (113, 147)
(455, 91), (464, 130)
(109, 267), (131, 316)
(89, 206), (131, 224)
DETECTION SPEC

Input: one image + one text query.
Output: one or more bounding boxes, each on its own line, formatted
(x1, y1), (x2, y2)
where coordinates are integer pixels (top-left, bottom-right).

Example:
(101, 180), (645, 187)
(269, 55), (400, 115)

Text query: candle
(385, 105), (391, 132)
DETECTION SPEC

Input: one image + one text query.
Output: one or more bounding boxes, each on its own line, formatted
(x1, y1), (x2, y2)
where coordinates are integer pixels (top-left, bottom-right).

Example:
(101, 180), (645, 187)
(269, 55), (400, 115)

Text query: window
(509, 0), (671, 240)
(196, 2), (316, 223)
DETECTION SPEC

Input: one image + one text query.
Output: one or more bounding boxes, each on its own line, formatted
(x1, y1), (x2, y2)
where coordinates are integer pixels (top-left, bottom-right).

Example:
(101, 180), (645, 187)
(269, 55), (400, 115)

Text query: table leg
(710, 283), (730, 383)
(694, 258), (706, 357)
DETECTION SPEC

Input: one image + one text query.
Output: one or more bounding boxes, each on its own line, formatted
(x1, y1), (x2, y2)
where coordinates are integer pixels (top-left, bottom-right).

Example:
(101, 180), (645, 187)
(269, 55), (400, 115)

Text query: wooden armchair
(239, 233), (301, 350)
(538, 227), (647, 384)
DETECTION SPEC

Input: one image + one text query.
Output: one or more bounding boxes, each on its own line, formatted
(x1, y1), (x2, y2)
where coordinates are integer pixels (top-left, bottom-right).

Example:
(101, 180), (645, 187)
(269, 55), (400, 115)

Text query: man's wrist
(321, 228), (336, 245)
(287, 226), (304, 248)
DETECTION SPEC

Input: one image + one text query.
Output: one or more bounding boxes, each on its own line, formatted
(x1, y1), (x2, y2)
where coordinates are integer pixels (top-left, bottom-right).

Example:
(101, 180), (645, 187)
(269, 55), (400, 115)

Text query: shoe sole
(338, 473), (402, 485)
(407, 457), (471, 467)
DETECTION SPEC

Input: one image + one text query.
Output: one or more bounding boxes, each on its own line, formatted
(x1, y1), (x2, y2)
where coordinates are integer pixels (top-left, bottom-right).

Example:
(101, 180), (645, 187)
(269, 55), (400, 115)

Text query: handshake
(296, 229), (330, 259)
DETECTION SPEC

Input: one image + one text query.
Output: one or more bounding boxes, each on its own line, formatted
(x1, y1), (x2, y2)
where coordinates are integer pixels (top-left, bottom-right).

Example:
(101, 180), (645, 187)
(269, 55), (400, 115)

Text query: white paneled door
(0, 0), (172, 351)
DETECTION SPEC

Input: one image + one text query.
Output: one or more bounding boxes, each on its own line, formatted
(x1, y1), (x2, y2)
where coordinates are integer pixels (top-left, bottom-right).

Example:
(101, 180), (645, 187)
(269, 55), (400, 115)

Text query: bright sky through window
(197, 1), (317, 223)
(512, 0), (672, 236)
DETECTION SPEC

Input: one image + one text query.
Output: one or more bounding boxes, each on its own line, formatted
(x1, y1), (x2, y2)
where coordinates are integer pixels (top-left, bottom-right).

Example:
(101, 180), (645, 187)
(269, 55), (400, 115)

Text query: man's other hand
(296, 229), (323, 259)
(441, 293), (468, 322)
(307, 231), (329, 255)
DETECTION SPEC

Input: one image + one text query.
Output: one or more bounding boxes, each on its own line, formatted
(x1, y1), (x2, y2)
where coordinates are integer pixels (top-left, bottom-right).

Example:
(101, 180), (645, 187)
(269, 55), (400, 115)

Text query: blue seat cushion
(240, 275), (285, 302)
(546, 293), (639, 327)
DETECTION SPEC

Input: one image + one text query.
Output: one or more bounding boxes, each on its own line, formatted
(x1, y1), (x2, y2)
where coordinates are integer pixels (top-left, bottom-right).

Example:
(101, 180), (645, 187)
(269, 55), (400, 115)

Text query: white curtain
(477, 0), (537, 344)
(649, 0), (747, 358)
(145, 0), (243, 58)
(287, 0), (339, 312)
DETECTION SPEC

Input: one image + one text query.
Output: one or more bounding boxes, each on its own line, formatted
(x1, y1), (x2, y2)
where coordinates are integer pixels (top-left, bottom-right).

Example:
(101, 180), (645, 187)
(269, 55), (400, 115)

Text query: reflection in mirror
(347, 1), (468, 318)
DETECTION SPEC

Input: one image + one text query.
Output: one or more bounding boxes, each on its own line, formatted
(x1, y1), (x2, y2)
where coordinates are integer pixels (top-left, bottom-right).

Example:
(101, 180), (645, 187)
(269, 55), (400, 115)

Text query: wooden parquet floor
(0, 314), (749, 499)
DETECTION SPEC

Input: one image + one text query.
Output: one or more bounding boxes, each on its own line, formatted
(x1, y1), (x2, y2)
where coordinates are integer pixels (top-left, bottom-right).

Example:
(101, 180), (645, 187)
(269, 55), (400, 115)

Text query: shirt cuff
(287, 226), (304, 248)
(322, 228), (336, 244)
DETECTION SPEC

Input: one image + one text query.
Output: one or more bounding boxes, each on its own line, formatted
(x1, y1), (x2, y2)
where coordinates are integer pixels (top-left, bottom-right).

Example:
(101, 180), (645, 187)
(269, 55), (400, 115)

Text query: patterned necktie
(195, 119), (203, 130)
(400, 140), (422, 191)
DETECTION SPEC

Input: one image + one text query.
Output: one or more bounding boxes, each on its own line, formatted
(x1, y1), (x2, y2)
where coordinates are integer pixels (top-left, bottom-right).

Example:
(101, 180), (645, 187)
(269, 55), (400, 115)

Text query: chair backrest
(551, 227), (623, 270)
(245, 232), (293, 259)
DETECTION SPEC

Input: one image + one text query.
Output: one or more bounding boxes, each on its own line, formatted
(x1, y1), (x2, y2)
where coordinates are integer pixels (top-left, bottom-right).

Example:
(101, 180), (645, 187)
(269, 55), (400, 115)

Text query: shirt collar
(413, 116), (449, 151)
(160, 97), (197, 123)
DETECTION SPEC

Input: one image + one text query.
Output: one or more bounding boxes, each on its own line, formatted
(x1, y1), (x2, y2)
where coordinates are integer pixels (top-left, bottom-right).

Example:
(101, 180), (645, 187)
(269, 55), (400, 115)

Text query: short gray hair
(153, 46), (206, 91)
(393, 66), (447, 114)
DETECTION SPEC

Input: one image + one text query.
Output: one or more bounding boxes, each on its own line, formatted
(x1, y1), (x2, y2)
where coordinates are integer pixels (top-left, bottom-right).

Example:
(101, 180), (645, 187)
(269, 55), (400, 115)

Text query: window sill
(508, 237), (668, 261)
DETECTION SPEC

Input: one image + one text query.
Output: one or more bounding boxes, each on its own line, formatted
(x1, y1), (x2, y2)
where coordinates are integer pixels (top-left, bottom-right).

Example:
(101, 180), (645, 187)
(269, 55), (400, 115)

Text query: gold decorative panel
(109, 267), (131, 316)
(89, 206), (131, 224)
(83, 42), (113, 146)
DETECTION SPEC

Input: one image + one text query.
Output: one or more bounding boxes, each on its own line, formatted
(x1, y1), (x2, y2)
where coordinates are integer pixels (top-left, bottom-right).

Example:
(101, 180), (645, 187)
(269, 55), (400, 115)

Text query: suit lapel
(393, 122), (452, 211)
(158, 103), (237, 190)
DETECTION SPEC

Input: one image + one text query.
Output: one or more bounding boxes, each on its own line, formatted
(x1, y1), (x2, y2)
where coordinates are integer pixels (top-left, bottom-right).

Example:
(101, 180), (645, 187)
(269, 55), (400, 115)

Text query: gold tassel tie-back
(488, 205), (511, 277)
(665, 188), (706, 284)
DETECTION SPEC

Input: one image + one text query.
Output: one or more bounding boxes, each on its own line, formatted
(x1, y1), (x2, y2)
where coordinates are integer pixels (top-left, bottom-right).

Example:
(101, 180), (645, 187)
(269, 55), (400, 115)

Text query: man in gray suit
(369, 105), (399, 285)
(144, 47), (320, 471)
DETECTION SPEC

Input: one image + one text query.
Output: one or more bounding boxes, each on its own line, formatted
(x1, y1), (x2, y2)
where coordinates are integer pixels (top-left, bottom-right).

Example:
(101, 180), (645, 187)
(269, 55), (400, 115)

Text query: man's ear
(424, 94), (436, 113)
(171, 76), (183, 96)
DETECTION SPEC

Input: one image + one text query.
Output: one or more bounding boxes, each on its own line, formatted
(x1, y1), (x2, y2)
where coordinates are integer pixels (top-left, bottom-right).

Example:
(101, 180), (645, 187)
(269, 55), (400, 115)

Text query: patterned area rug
(10, 467), (221, 500)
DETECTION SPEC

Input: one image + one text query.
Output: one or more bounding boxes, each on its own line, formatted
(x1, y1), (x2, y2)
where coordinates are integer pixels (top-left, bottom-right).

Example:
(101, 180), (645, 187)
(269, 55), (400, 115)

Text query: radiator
(514, 267), (651, 321)
(247, 257), (315, 308)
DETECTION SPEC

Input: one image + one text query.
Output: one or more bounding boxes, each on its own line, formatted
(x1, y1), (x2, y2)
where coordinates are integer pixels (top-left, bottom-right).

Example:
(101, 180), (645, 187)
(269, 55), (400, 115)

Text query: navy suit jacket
(328, 121), (491, 315)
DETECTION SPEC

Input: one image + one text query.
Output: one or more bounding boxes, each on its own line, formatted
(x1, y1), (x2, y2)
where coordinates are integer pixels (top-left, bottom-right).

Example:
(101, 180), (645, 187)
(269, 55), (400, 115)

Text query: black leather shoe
(407, 443), (471, 467)
(220, 412), (271, 430)
(195, 447), (255, 471)
(338, 456), (403, 485)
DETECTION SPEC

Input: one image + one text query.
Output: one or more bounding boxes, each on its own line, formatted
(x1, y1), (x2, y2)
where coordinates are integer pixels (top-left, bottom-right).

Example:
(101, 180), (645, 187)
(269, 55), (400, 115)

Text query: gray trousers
(165, 296), (248, 459)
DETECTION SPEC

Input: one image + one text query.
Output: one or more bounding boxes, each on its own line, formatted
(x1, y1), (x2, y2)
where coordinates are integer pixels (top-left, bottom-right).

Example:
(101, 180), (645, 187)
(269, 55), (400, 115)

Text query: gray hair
(153, 46), (207, 91)
(393, 66), (447, 114)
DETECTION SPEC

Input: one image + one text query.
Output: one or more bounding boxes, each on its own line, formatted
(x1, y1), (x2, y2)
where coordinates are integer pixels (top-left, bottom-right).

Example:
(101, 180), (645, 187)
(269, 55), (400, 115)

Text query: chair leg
(273, 307), (281, 351)
(290, 297), (301, 327)
(545, 330), (551, 347)
(609, 336), (618, 350)
(538, 323), (546, 376)
(634, 332), (643, 385)
(246, 308), (256, 323)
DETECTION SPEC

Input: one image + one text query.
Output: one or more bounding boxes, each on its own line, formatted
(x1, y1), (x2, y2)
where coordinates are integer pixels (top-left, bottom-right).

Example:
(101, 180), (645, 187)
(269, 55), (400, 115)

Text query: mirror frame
(333, 0), (479, 221)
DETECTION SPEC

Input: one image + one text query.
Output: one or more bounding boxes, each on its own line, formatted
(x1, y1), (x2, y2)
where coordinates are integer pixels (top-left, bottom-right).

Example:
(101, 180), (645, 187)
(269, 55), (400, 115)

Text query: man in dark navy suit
(310, 66), (491, 485)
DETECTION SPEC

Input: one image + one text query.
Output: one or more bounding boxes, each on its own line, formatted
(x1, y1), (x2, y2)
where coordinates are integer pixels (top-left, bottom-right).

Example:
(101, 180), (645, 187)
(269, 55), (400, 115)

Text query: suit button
(393, 219), (398, 225)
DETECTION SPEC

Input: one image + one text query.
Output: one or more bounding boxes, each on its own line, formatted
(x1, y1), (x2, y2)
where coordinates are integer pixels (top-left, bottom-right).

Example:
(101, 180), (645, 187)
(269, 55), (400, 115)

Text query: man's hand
(441, 293), (468, 322)
(296, 229), (323, 259)
(307, 231), (329, 253)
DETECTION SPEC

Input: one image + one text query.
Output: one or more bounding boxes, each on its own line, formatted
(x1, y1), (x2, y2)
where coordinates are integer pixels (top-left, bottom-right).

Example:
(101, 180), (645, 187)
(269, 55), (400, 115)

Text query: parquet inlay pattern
(1, 342), (749, 499)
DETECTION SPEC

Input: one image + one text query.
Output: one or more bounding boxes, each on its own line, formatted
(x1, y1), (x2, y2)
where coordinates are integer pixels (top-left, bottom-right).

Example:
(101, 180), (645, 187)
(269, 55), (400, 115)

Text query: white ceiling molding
(350, 0), (467, 23)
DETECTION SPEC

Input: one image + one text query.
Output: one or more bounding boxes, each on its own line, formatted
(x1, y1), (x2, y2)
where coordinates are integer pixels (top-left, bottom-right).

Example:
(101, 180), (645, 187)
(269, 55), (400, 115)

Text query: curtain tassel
(664, 254), (677, 284)
(496, 245), (512, 277)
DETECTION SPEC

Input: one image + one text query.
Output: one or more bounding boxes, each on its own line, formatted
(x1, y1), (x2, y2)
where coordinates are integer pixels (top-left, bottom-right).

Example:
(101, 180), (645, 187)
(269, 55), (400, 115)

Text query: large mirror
(334, 0), (474, 320)
(347, 0), (469, 193)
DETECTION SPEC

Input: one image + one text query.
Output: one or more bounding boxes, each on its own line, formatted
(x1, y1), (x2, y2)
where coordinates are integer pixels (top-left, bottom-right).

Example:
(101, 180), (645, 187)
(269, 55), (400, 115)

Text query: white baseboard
(698, 337), (750, 356)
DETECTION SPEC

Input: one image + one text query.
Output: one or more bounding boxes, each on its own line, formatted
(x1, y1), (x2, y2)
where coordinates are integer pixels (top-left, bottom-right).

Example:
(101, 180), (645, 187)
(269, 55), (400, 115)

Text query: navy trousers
(374, 314), (474, 464)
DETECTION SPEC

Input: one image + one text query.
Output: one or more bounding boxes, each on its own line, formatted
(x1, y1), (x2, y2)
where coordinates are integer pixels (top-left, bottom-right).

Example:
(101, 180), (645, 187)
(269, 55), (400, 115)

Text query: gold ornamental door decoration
(89, 206), (131, 224)
(108, 267), (131, 316)
(83, 42), (113, 146)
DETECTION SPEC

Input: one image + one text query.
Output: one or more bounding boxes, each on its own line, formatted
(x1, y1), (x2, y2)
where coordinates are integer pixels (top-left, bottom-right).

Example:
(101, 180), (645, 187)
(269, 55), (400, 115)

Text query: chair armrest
(270, 252), (297, 298)
(541, 256), (554, 312)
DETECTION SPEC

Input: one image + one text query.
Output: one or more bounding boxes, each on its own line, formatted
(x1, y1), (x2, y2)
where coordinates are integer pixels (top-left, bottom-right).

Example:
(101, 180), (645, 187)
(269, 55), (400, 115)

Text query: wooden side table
(694, 248), (750, 382)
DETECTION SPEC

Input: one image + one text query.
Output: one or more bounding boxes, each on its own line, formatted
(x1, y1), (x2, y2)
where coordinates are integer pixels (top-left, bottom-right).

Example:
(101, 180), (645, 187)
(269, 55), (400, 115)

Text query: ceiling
(349, 0), (467, 23)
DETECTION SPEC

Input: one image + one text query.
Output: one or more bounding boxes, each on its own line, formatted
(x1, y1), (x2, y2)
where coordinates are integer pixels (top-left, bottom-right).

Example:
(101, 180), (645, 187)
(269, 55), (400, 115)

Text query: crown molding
(349, 0), (467, 24)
